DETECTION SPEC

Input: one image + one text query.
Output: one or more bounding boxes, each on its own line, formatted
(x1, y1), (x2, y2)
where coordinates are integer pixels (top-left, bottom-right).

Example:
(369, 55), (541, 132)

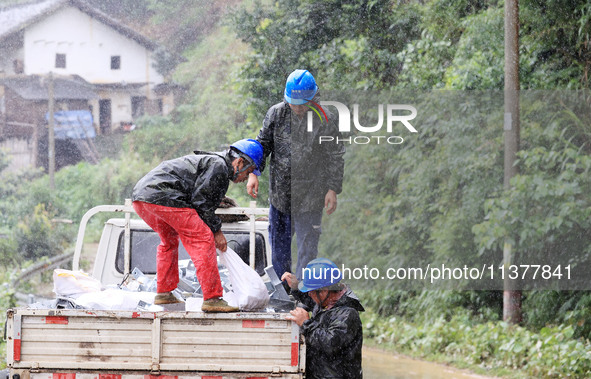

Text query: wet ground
(363, 347), (499, 379)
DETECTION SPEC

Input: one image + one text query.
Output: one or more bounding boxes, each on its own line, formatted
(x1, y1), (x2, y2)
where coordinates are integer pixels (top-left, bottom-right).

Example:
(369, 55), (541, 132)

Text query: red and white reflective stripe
(290, 343), (299, 366)
(54, 374), (76, 379)
(13, 313), (22, 362)
(26, 316), (70, 325)
(45, 316), (69, 324)
(30, 375), (272, 379)
(13, 338), (21, 362)
(290, 321), (300, 366)
(241, 319), (265, 328)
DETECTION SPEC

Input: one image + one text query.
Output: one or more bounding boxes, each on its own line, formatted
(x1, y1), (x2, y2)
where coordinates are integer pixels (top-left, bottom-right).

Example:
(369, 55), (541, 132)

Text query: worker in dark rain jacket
(247, 69), (345, 281)
(131, 139), (263, 312)
(283, 258), (364, 379)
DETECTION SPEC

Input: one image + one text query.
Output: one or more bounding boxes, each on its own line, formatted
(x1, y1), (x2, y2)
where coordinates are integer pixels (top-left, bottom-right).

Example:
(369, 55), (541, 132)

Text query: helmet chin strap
(315, 290), (330, 308)
(232, 160), (253, 181)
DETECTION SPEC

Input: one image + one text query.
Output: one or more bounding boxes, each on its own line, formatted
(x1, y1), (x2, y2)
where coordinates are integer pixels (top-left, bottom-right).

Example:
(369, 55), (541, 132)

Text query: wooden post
(0, 83), (5, 138)
(503, 0), (521, 324)
(48, 72), (56, 189)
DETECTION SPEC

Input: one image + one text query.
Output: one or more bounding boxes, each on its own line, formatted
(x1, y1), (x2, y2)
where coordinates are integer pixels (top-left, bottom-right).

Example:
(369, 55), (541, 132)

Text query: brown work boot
(154, 292), (183, 304)
(201, 297), (239, 312)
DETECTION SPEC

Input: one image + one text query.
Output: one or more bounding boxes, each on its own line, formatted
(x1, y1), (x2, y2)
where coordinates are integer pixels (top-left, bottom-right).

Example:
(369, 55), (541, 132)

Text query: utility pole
(0, 85), (5, 138)
(503, 0), (521, 323)
(48, 72), (55, 190)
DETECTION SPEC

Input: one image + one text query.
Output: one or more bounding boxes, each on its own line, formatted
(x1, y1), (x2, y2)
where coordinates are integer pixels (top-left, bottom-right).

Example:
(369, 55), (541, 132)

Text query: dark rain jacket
(292, 287), (365, 379)
(256, 100), (345, 214)
(131, 151), (233, 233)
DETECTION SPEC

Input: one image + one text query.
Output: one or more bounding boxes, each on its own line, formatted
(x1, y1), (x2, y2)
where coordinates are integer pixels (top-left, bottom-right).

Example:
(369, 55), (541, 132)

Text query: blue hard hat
(284, 69), (318, 105)
(298, 258), (342, 292)
(230, 138), (263, 176)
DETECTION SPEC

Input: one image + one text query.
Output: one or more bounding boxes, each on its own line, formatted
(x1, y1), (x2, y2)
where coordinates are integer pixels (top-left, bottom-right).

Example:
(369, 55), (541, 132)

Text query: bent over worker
(283, 258), (364, 378)
(131, 139), (263, 312)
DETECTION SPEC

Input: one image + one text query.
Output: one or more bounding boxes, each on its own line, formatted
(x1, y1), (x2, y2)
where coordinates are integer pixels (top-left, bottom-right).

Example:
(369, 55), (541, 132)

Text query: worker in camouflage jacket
(283, 258), (364, 378)
(247, 69), (345, 281)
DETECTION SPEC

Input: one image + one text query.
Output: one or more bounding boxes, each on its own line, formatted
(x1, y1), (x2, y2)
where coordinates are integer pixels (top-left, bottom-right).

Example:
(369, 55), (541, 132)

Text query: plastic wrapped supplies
(74, 288), (156, 310)
(52, 269), (157, 310)
(48, 257), (281, 312)
(219, 248), (270, 311)
(53, 269), (103, 298)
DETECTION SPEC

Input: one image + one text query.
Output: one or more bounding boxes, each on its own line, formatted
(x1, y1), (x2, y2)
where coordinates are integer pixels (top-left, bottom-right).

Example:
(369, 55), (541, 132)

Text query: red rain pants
(132, 201), (223, 300)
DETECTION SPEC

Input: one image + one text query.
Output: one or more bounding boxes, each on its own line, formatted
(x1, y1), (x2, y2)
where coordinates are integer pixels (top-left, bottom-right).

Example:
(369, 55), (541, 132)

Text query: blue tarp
(45, 110), (96, 140)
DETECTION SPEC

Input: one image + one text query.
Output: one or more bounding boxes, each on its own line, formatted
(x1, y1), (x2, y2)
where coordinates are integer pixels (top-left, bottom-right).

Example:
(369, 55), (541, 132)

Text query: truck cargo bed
(6, 308), (304, 376)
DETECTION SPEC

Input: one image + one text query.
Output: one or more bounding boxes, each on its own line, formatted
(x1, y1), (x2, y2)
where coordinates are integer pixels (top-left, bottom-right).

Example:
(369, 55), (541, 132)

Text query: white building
(0, 0), (178, 135)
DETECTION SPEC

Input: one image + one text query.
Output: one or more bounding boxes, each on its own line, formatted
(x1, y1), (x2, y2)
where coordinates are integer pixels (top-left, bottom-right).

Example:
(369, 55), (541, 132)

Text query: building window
(55, 53), (66, 68)
(111, 56), (121, 70)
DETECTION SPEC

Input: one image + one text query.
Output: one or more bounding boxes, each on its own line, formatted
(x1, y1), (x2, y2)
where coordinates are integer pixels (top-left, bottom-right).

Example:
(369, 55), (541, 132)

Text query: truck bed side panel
(7, 309), (303, 375)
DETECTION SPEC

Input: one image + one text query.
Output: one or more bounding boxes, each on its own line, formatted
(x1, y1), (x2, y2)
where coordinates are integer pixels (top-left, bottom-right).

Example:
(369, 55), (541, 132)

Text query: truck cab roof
(105, 217), (270, 232)
(93, 217), (271, 286)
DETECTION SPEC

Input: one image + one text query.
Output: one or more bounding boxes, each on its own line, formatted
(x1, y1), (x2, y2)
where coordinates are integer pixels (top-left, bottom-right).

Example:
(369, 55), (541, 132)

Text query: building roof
(0, 0), (158, 50)
(1, 74), (97, 100)
(93, 82), (148, 90)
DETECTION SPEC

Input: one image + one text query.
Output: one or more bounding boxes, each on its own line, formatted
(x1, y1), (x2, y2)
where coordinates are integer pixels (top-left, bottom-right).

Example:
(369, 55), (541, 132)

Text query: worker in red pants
(131, 139), (263, 312)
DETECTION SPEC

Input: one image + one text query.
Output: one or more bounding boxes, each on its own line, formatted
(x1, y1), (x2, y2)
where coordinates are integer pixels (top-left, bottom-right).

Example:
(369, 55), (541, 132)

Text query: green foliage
(363, 307), (591, 377)
(3, 1), (591, 375)
(444, 7), (505, 89)
(14, 204), (71, 261)
(88, 0), (150, 23)
(126, 23), (251, 161)
(360, 289), (502, 322)
(147, 0), (235, 54)
(0, 168), (46, 232)
(0, 271), (16, 370)
(152, 47), (185, 80)
(422, 0), (494, 42)
(0, 235), (17, 268)
(396, 31), (454, 89)
(0, 149), (9, 172)
(524, 291), (591, 340)
(520, 0), (591, 89)
(232, 0), (423, 119)
(53, 155), (155, 216)
(321, 92), (504, 286)
(0, 153), (155, 267)
(123, 115), (188, 161)
(172, 24), (251, 148)
(396, 0), (495, 90)
(473, 93), (591, 288)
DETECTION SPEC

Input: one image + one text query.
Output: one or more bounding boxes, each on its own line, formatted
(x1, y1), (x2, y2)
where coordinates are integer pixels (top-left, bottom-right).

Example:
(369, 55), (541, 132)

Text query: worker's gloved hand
(285, 307), (310, 326)
(281, 272), (299, 290)
(214, 230), (227, 252)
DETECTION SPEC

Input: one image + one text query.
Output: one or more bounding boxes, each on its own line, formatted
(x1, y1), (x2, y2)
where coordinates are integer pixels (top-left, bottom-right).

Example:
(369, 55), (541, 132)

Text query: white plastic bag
(74, 288), (156, 310)
(53, 269), (102, 298)
(219, 248), (269, 311)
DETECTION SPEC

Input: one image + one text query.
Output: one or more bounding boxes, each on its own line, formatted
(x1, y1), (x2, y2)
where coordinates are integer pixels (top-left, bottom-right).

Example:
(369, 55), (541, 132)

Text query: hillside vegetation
(2, 0), (591, 376)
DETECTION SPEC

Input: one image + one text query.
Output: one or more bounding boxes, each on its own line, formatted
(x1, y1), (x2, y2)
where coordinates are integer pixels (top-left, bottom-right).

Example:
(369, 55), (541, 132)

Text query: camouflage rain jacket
(292, 287), (365, 378)
(256, 100), (345, 214)
(131, 151), (233, 233)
